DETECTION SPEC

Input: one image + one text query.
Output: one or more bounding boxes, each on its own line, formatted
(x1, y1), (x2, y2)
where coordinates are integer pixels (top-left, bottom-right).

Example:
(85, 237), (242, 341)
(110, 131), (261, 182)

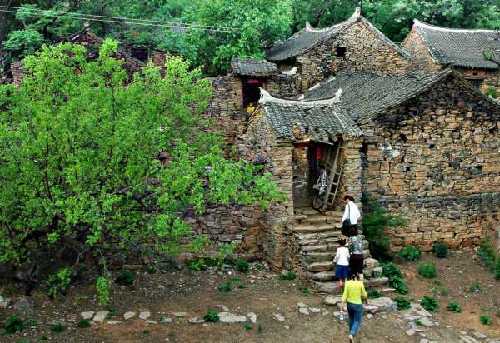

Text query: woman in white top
(341, 195), (361, 237)
(335, 239), (350, 290)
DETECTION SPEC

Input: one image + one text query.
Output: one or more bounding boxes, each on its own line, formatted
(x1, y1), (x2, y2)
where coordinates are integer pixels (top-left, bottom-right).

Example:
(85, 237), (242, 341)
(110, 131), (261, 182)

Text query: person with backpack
(334, 239), (350, 290)
(341, 273), (368, 343)
(349, 234), (364, 278)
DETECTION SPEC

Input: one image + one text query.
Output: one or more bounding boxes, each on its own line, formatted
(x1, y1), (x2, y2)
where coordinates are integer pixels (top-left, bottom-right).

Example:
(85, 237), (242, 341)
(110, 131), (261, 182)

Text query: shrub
(382, 263), (408, 294)
(47, 267), (73, 298)
(390, 276), (409, 295)
(417, 262), (437, 279)
(394, 296), (411, 311)
(77, 319), (91, 328)
(477, 240), (497, 272)
(96, 276), (111, 305)
(50, 322), (66, 333)
(235, 258), (250, 273)
(217, 281), (233, 293)
(2, 315), (25, 335)
(188, 258), (208, 271)
(299, 287), (311, 295)
(203, 309), (219, 322)
(280, 271), (297, 281)
(367, 289), (382, 299)
(3, 29), (44, 58)
(420, 296), (439, 312)
(243, 323), (253, 331)
(398, 246), (421, 261)
(115, 270), (135, 286)
(496, 257), (500, 280)
(446, 301), (462, 313)
(432, 242), (448, 258)
(362, 198), (407, 260)
(480, 315), (492, 326)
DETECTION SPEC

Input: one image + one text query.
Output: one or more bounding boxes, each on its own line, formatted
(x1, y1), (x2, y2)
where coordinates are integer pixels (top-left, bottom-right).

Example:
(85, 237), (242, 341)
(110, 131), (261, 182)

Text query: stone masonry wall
(361, 76), (500, 251)
(338, 138), (364, 208)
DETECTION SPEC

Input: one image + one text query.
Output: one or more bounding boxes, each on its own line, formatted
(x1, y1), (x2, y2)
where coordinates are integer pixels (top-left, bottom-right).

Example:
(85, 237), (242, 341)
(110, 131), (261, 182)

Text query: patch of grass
(496, 257), (500, 280)
(477, 239), (497, 273)
(280, 271), (296, 281)
(77, 319), (91, 328)
(2, 315), (25, 335)
(299, 287), (311, 295)
(50, 322), (66, 333)
(432, 242), (448, 258)
(243, 323), (253, 331)
(398, 245), (421, 261)
(415, 319), (423, 326)
(187, 258), (208, 271)
(217, 281), (233, 293)
(468, 282), (482, 293)
(394, 296), (411, 311)
(115, 270), (135, 286)
(203, 309), (219, 323)
(417, 262), (437, 279)
(420, 296), (439, 312)
(235, 259), (250, 273)
(446, 301), (462, 313)
(367, 288), (382, 299)
(480, 315), (492, 326)
(431, 281), (449, 296)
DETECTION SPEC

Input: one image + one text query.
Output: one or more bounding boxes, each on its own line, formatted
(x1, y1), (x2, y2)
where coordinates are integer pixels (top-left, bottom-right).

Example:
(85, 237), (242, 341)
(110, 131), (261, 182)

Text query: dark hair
(344, 195), (354, 201)
(339, 239), (346, 246)
(348, 273), (361, 280)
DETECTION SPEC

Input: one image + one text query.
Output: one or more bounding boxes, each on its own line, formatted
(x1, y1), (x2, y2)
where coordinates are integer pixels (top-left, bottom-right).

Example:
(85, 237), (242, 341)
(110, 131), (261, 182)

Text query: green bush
(417, 262), (437, 279)
(362, 198), (407, 260)
(203, 309), (219, 322)
(77, 319), (91, 328)
(3, 29), (44, 58)
(480, 315), (492, 326)
(398, 246), (421, 261)
(2, 315), (25, 335)
(477, 240), (497, 272)
(217, 281), (233, 293)
(420, 296), (439, 312)
(432, 242), (448, 258)
(496, 257), (500, 280)
(115, 270), (135, 286)
(390, 276), (409, 295)
(394, 296), (411, 311)
(280, 271), (297, 281)
(235, 258), (250, 273)
(382, 262), (408, 294)
(50, 322), (66, 333)
(446, 301), (462, 313)
(96, 276), (110, 305)
(47, 267), (73, 298)
(187, 258), (208, 271)
(367, 289), (382, 299)
(243, 323), (253, 331)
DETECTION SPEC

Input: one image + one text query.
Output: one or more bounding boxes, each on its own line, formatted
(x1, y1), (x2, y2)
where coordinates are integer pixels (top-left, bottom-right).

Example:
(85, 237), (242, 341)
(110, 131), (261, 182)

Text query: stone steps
(314, 277), (389, 293)
(293, 224), (340, 233)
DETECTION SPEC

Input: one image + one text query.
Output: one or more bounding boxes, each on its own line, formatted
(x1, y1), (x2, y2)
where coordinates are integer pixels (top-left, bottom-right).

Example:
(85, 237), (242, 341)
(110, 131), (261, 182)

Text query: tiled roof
(413, 20), (500, 69)
(259, 89), (362, 142)
(304, 70), (455, 121)
(266, 8), (410, 61)
(231, 58), (278, 77)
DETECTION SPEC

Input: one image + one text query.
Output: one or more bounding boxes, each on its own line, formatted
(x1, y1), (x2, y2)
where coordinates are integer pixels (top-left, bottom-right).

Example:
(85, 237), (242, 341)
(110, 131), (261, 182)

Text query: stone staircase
(293, 207), (388, 293)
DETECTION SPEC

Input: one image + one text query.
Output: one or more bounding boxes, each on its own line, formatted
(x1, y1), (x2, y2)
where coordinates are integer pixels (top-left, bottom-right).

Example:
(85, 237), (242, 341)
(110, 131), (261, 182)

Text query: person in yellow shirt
(341, 273), (367, 342)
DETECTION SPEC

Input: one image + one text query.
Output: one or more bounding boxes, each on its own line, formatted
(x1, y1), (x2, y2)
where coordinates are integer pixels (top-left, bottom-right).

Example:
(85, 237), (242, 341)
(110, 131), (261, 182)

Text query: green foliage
(188, 258), (208, 271)
(367, 289), (382, 299)
(203, 309), (219, 322)
(394, 296), (411, 311)
(362, 197), (407, 260)
(280, 271), (297, 281)
(96, 276), (110, 305)
(77, 319), (91, 328)
(2, 315), (25, 335)
(3, 30), (44, 58)
(480, 315), (492, 326)
(235, 258), (250, 273)
(417, 262), (437, 279)
(217, 280), (233, 293)
(244, 323), (253, 331)
(50, 322), (66, 333)
(47, 267), (72, 298)
(0, 41), (281, 296)
(446, 301), (462, 313)
(468, 282), (482, 293)
(496, 256), (500, 280)
(420, 295), (439, 312)
(299, 286), (311, 295)
(486, 87), (498, 99)
(432, 242), (448, 258)
(478, 239), (498, 275)
(115, 270), (135, 286)
(381, 262), (408, 294)
(398, 245), (421, 261)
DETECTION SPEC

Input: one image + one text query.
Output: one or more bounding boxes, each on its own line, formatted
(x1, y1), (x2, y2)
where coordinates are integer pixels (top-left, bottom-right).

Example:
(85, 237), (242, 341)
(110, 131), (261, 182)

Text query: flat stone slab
(219, 312), (247, 323)
(273, 313), (285, 322)
(324, 295), (342, 306)
(93, 311), (109, 322)
(298, 307), (309, 315)
(123, 311), (136, 320)
(139, 311), (151, 320)
(247, 312), (257, 324)
(172, 312), (188, 317)
(81, 311), (95, 320)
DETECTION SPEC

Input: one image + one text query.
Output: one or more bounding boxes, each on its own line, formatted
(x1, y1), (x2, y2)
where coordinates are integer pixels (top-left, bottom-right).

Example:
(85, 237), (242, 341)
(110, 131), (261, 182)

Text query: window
(336, 46), (347, 58)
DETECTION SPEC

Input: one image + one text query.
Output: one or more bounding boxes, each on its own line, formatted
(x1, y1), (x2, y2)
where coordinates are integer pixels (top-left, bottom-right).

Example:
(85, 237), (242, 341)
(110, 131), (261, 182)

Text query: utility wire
(0, 6), (237, 33)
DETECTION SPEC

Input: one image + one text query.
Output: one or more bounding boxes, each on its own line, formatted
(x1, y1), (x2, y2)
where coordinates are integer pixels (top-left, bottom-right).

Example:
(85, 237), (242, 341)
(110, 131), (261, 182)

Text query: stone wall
(361, 75), (500, 251)
(338, 138), (364, 207)
(402, 29), (442, 72)
(292, 144), (311, 208)
(458, 67), (500, 96)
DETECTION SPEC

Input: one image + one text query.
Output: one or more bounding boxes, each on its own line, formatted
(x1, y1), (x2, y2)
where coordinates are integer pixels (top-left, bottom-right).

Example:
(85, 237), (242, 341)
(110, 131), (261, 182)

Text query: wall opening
(336, 46), (347, 58)
(242, 78), (264, 108)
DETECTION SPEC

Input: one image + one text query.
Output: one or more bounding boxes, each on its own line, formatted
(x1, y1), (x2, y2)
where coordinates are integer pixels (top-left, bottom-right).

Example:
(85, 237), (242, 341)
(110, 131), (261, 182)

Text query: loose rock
(139, 311), (151, 320)
(93, 311), (109, 322)
(273, 313), (285, 322)
(247, 312), (257, 324)
(188, 317), (205, 324)
(173, 312), (187, 317)
(298, 307), (309, 315)
(123, 311), (136, 320)
(13, 297), (34, 314)
(219, 312), (247, 323)
(324, 296), (342, 306)
(81, 311), (95, 320)
(0, 295), (11, 309)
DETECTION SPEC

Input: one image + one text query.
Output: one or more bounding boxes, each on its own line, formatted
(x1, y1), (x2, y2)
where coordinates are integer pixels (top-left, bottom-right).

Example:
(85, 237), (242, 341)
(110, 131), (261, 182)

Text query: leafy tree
(0, 40), (281, 289)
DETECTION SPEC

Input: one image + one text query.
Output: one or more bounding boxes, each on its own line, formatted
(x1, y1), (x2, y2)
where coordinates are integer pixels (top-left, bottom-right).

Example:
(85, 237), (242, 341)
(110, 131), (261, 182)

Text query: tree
(0, 40), (282, 285)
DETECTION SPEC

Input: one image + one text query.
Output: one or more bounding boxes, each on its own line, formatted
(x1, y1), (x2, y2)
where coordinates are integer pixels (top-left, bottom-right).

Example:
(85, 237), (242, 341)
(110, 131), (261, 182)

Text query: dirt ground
(0, 251), (498, 343)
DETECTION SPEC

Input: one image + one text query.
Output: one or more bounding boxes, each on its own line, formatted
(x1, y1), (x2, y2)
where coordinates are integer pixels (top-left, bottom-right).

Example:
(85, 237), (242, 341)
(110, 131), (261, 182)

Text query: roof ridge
(259, 88), (342, 106)
(414, 19), (499, 34)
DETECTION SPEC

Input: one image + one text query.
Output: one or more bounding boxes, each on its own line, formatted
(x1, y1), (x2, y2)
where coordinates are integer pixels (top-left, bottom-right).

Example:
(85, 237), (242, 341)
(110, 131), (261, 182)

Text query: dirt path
(1, 252), (498, 342)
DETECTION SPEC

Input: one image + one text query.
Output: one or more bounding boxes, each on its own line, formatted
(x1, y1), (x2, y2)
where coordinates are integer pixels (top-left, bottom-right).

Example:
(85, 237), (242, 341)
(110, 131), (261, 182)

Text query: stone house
(403, 20), (500, 95)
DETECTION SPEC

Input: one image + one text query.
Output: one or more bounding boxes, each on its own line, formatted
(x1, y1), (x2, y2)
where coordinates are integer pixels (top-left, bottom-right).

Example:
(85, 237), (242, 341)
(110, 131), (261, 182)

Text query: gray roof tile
(231, 58), (278, 77)
(413, 20), (500, 69)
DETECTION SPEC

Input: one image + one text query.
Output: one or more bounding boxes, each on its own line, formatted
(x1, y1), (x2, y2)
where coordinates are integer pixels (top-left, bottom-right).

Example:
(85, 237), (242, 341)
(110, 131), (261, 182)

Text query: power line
(0, 6), (237, 33)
